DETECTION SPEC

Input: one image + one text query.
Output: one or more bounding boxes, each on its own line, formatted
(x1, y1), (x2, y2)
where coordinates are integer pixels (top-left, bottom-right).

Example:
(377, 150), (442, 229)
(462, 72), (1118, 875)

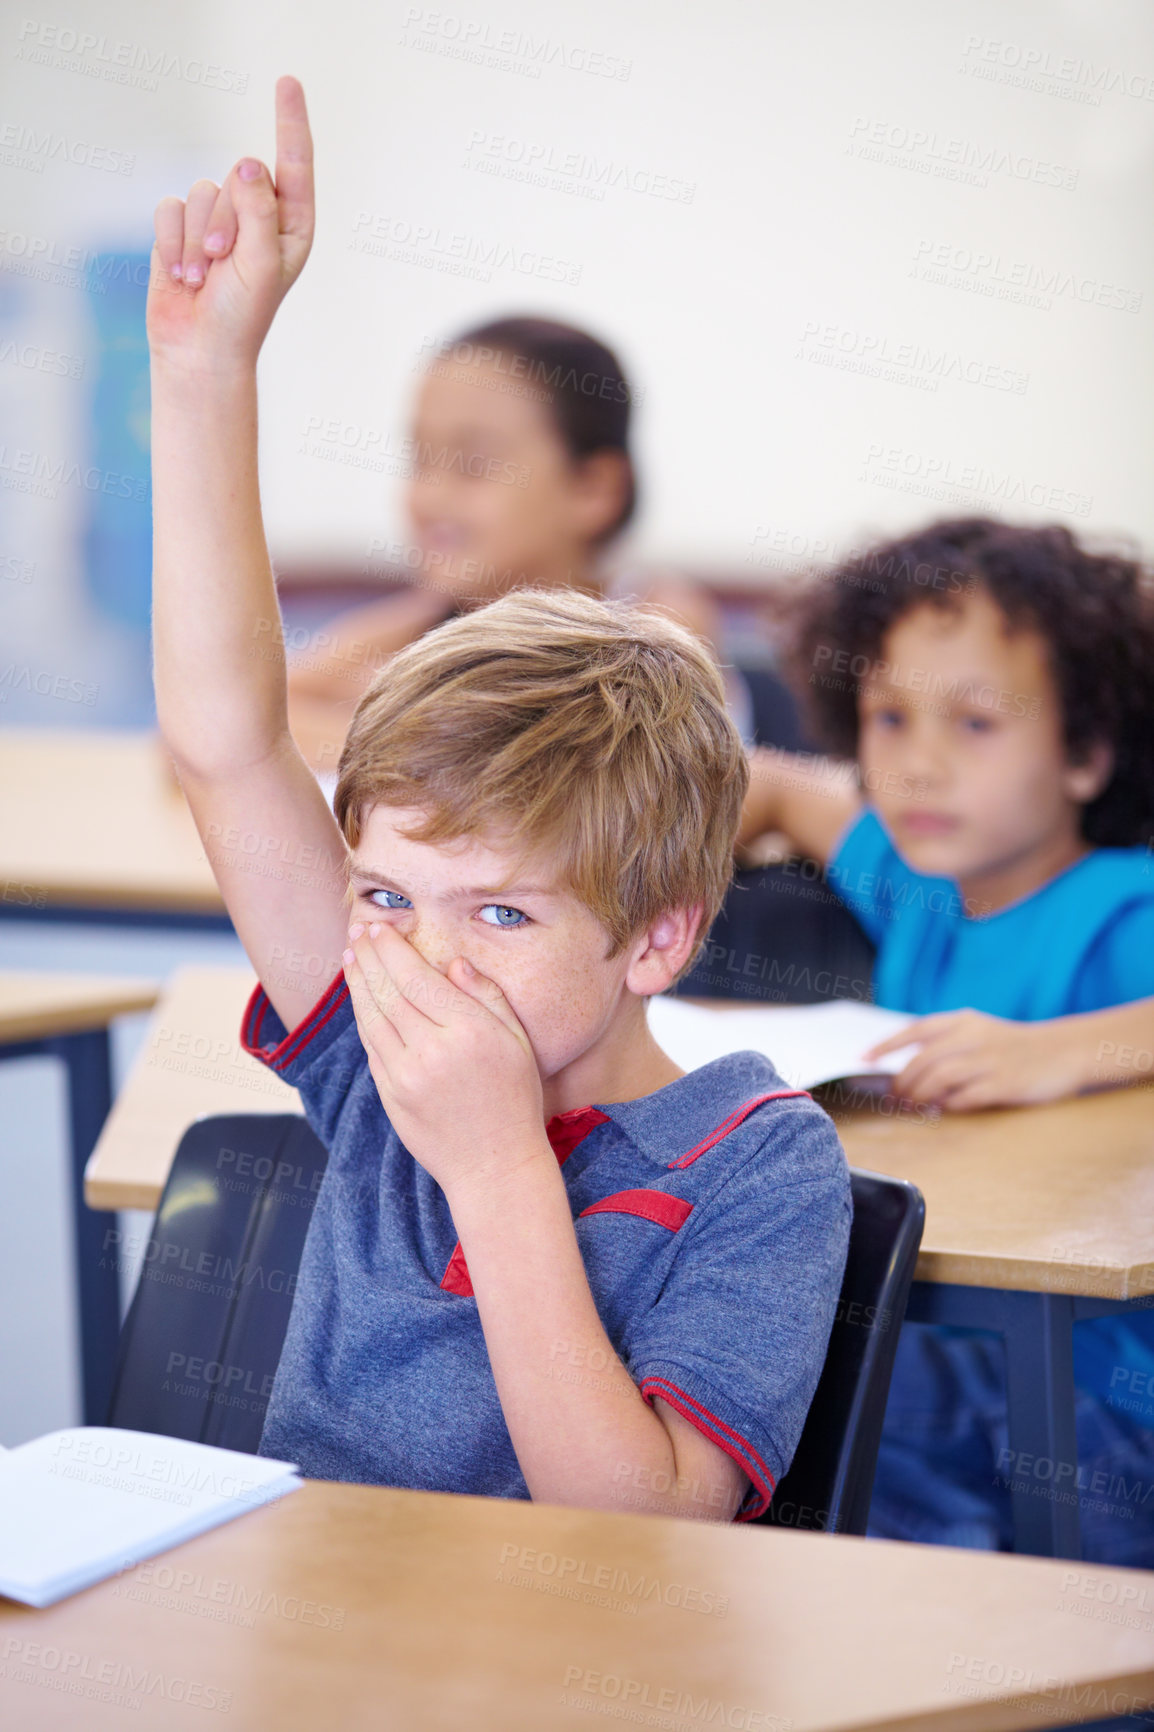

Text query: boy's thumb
(231, 158), (279, 242)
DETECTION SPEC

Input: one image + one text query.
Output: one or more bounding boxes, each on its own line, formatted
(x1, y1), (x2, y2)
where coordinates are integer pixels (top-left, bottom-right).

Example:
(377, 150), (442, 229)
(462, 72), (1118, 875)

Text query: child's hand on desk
(342, 922), (550, 1196)
(864, 1009), (1081, 1112)
(147, 76), (314, 371)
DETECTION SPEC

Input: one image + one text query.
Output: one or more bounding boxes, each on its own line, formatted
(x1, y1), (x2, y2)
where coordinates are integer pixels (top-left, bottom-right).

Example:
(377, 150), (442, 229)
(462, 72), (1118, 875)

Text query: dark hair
(440, 315), (637, 540)
(787, 516), (1154, 846)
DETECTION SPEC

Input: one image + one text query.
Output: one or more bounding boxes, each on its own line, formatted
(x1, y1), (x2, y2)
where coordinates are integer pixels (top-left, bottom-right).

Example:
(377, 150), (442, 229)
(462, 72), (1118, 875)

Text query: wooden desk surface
(834, 1085), (1154, 1300)
(0, 729), (222, 914)
(2, 1479), (1152, 1731)
(86, 969), (297, 1211)
(0, 973), (160, 1044)
(87, 968), (1154, 1301)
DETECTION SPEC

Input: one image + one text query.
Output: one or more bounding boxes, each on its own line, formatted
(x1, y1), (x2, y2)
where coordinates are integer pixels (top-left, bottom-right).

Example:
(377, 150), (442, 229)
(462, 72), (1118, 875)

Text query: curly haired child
(739, 514), (1154, 1560)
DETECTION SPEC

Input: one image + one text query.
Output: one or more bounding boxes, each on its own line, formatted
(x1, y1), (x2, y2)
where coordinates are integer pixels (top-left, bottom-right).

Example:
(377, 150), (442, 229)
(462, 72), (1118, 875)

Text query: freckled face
(347, 805), (637, 1081)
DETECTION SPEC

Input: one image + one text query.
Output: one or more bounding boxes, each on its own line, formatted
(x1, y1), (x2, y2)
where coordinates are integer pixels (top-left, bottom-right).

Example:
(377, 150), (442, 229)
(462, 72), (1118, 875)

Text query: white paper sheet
(0, 1427), (301, 1607)
(647, 996), (922, 1092)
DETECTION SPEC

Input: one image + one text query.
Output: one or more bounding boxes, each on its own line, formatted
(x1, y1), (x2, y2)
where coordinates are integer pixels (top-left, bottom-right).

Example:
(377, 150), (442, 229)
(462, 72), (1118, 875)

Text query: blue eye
(369, 889), (412, 910)
(479, 904), (527, 928)
(960, 715), (994, 733)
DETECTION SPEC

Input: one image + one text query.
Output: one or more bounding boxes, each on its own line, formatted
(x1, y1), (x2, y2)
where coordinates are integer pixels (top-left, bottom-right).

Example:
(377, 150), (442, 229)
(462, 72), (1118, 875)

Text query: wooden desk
(832, 1088), (1154, 1563)
(0, 975), (159, 1043)
(3, 1480), (1153, 1731)
(831, 1088), (1154, 1302)
(0, 729), (224, 921)
(0, 973), (160, 1423)
(87, 969), (1154, 1298)
(86, 970), (1154, 1559)
(86, 968), (298, 1214)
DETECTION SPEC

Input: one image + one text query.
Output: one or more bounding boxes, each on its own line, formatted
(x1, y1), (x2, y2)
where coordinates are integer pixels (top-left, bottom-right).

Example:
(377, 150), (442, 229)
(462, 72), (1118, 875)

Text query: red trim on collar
(667, 1090), (810, 1169)
(439, 1105), (610, 1299)
(546, 1106), (610, 1164)
(439, 1242), (474, 1299)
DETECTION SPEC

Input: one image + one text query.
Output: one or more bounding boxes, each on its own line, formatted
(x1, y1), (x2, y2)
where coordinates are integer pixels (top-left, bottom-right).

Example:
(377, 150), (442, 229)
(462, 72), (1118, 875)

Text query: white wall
(2, 0), (1152, 576)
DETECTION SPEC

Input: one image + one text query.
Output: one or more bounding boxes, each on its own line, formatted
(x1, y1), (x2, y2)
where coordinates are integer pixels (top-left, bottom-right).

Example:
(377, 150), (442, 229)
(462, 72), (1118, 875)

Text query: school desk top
(0, 973), (159, 1044)
(1, 1477), (1152, 1730)
(86, 968), (298, 1210)
(0, 729), (221, 914)
(85, 968), (1154, 1304)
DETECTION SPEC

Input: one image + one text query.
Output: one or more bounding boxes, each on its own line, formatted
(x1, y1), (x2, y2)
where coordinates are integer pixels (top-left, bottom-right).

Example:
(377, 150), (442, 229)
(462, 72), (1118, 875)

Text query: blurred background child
(283, 313), (797, 772)
(738, 514), (1154, 1562)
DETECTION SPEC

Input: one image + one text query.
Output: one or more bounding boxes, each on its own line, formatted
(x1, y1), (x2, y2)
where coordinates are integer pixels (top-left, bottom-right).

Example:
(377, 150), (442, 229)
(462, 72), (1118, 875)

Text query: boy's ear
(1063, 739), (1115, 805)
(624, 904), (704, 997)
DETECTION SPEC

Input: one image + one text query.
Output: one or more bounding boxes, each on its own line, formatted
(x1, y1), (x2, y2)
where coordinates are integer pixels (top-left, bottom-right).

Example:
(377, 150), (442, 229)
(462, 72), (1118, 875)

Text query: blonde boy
(148, 79), (849, 1520)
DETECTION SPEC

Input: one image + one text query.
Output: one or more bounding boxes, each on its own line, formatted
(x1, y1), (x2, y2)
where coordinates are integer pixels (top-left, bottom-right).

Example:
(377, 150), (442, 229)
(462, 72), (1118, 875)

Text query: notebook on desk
(649, 996), (921, 1092)
(0, 1428), (301, 1608)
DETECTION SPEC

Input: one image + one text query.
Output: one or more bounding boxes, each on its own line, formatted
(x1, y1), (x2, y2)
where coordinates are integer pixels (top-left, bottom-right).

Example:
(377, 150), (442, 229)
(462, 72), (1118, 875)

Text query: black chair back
(106, 1115), (327, 1452)
(759, 1166), (925, 1535)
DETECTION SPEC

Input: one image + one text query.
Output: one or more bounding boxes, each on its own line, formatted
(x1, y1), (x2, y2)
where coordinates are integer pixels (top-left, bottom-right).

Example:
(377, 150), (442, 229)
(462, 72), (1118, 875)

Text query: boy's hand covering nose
(342, 923), (550, 1197)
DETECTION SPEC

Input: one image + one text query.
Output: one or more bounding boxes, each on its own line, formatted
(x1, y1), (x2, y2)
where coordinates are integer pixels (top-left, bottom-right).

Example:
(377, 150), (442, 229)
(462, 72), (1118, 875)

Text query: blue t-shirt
(241, 973), (851, 1519)
(829, 808), (1154, 1019)
(830, 806), (1154, 1410)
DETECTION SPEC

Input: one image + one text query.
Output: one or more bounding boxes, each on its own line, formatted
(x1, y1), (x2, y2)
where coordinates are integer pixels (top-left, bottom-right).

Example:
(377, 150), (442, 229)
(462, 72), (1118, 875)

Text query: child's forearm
(1058, 998), (1154, 1093)
(738, 746), (861, 865)
(151, 357), (288, 777)
(737, 747), (787, 845)
(448, 1158), (740, 1521)
(285, 589), (454, 701)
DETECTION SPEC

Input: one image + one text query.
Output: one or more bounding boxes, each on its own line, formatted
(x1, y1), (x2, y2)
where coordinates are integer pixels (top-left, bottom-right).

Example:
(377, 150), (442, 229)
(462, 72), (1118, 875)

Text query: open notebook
(648, 996), (921, 1092)
(0, 1428), (301, 1608)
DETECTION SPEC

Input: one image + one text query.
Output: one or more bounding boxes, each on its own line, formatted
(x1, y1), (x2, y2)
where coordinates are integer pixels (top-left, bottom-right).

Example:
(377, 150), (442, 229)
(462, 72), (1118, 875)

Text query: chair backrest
(105, 1115), (328, 1453)
(758, 1166), (925, 1536)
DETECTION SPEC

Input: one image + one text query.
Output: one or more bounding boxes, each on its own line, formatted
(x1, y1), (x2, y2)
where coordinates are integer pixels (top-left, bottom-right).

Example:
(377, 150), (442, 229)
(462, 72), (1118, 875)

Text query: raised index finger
(274, 74), (314, 245)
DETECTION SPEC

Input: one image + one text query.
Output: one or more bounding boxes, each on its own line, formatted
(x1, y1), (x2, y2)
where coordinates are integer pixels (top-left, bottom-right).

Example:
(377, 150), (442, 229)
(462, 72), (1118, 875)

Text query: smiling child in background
(282, 312), (669, 771)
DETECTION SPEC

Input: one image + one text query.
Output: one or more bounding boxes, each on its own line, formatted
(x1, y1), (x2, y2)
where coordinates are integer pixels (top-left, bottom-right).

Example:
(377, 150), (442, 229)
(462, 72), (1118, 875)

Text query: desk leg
(905, 1283), (1081, 1559)
(48, 1030), (120, 1425)
(1000, 1292), (1081, 1561)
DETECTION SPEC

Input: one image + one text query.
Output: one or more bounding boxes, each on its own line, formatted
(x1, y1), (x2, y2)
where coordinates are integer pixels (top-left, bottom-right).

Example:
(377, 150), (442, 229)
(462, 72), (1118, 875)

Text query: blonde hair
(334, 588), (748, 966)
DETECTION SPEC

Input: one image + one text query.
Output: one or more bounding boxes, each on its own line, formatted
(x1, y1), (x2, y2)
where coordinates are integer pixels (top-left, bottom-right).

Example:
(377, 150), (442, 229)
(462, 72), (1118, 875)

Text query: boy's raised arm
(149, 78), (351, 1030)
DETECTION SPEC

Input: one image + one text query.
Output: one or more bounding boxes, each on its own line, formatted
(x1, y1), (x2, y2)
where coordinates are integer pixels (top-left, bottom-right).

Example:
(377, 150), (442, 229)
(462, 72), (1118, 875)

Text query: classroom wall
(1, 0), (1151, 608)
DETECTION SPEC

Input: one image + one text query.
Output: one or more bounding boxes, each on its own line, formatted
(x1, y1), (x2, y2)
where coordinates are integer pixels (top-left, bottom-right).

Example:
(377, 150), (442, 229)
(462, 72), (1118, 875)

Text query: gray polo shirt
(243, 974), (851, 1518)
